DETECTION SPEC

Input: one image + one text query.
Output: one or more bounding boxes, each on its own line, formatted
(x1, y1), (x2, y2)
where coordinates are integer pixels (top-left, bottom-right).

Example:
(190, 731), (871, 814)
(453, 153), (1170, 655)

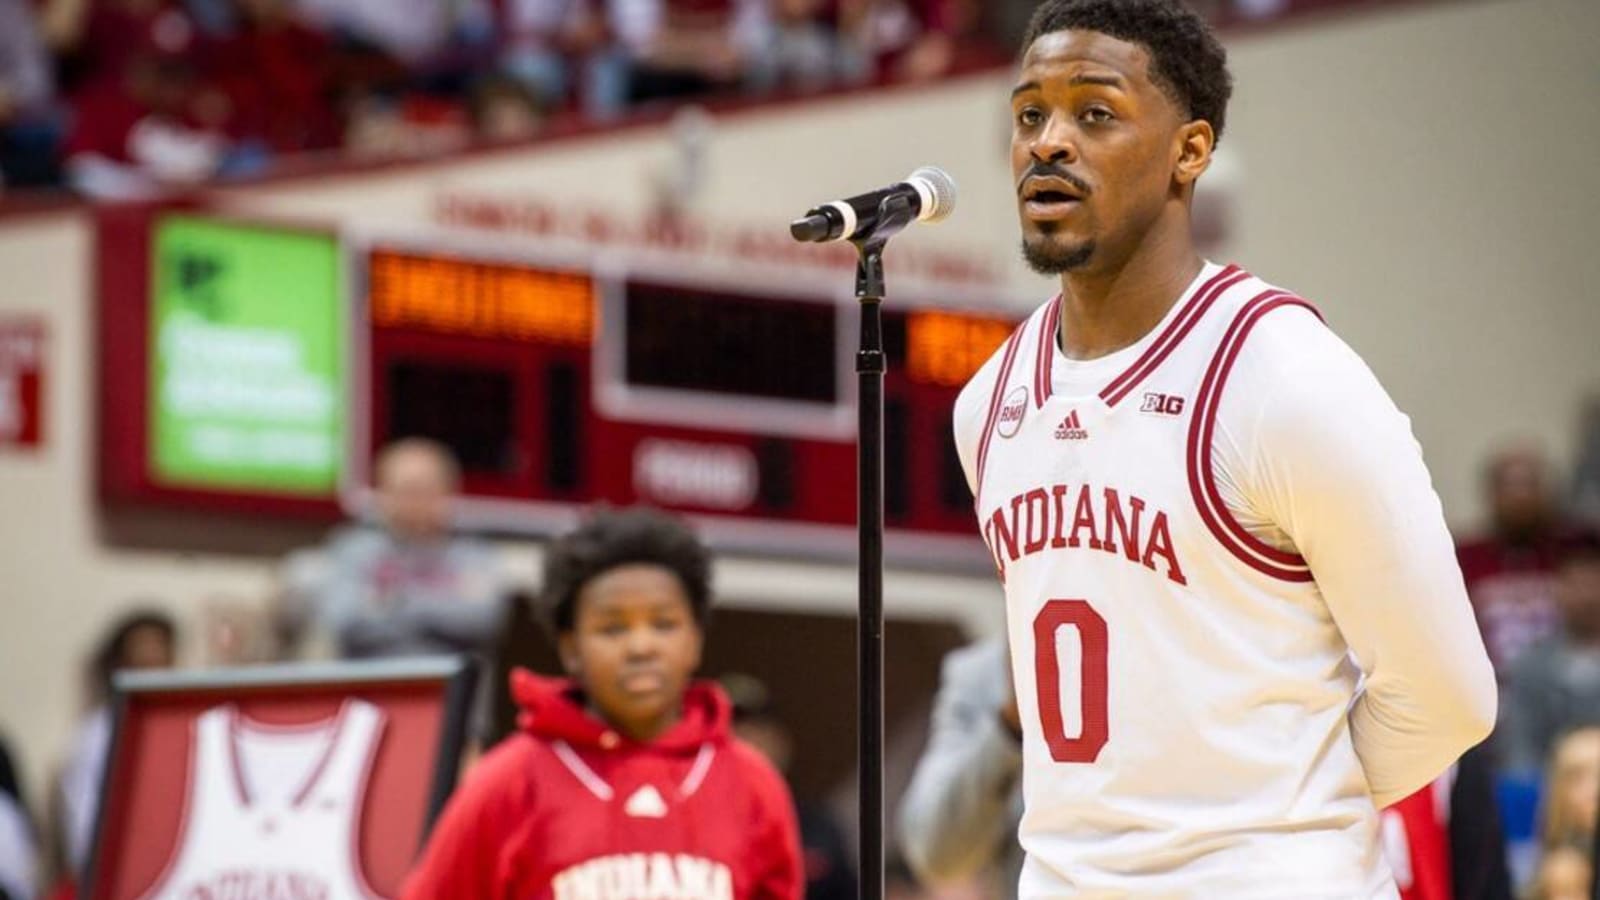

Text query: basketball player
(953, 1), (1497, 895)
(402, 507), (803, 899)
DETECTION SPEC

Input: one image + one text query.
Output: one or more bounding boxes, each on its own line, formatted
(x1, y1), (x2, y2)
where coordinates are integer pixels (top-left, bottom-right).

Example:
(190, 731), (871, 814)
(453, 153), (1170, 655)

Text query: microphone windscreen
(909, 166), (958, 223)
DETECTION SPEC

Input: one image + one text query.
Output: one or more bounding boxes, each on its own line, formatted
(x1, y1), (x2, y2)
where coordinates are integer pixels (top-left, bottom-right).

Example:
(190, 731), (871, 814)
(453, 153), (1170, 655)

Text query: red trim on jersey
(225, 702), (352, 808)
(348, 706), (386, 900)
(227, 708), (250, 806)
(1100, 265), (1246, 407)
(1034, 295), (1062, 409)
(974, 324), (1027, 510)
(291, 705), (351, 808)
(1187, 291), (1323, 582)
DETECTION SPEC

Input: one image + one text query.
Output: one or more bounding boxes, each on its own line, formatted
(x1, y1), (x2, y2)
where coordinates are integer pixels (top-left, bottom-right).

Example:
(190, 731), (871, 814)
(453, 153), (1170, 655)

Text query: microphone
(790, 167), (957, 243)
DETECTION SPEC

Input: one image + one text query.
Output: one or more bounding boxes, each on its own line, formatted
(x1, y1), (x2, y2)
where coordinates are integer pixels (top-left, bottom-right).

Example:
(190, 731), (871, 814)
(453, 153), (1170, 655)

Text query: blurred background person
(52, 609), (176, 884)
(59, 45), (230, 199)
(613, 0), (774, 105)
(837, 0), (983, 85)
(722, 672), (856, 900)
(1457, 444), (1568, 679)
(1528, 843), (1590, 900)
(768, 0), (858, 92)
(896, 637), (1021, 899)
(0, 0), (63, 190)
(494, 0), (630, 121)
(1537, 728), (1600, 863)
(290, 0), (458, 66)
(0, 732), (35, 900)
(202, 0), (342, 159)
(292, 437), (507, 661)
(1500, 533), (1600, 773)
(1522, 727), (1600, 898)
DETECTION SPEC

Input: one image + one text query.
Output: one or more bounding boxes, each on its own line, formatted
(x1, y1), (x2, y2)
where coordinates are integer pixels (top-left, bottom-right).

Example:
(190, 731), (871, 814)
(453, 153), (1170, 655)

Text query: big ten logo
(633, 439), (759, 510)
(1139, 392), (1186, 417)
(997, 387), (1029, 438)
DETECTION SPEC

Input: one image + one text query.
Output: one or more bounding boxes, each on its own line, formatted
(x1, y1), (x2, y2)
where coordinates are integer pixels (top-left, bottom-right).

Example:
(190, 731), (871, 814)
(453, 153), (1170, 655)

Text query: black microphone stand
(849, 193), (916, 900)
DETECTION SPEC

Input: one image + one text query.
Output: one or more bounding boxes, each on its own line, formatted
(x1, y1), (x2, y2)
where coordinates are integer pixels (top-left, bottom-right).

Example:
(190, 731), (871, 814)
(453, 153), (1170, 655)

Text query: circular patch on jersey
(997, 386), (1028, 439)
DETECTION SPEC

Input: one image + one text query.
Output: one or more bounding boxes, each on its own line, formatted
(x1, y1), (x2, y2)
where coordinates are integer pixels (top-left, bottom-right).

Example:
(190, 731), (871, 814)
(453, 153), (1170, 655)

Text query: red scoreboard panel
(350, 237), (1014, 565)
(94, 205), (1015, 566)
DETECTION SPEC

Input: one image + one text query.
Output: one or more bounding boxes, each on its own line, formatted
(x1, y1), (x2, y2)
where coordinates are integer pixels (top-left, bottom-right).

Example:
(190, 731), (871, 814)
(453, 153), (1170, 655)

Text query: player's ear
(557, 633), (581, 677)
(1173, 120), (1214, 188)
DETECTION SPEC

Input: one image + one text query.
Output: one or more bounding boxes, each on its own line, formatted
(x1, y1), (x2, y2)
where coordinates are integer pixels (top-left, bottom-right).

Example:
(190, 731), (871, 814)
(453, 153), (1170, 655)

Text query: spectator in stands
(614, 0), (775, 104)
(1540, 726), (1600, 856)
(470, 74), (545, 141)
(495, 0), (630, 120)
(0, 733), (36, 900)
(1502, 534), (1600, 772)
(1529, 843), (1591, 900)
(204, 0), (341, 155)
(1457, 444), (1567, 677)
(769, 0), (857, 91)
(61, 46), (231, 198)
(297, 438), (505, 660)
(0, 0), (63, 189)
(896, 637), (1022, 899)
(54, 610), (176, 880)
(49, 0), (202, 94)
(291, 0), (458, 65)
(839, 0), (979, 84)
(722, 672), (856, 900)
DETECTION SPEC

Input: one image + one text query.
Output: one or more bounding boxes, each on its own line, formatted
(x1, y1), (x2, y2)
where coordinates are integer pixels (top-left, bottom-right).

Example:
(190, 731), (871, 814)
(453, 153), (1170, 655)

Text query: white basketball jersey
(964, 264), (1397, 898)
(139, 699), (386, 900)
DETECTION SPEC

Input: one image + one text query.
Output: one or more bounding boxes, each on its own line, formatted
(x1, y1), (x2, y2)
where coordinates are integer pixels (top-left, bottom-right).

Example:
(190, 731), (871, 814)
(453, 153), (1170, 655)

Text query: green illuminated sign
(150, 216), (343, 495)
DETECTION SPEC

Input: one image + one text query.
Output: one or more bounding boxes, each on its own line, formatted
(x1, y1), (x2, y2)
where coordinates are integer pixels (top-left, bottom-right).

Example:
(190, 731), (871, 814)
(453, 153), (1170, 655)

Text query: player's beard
(1021, 232), (1095, 274)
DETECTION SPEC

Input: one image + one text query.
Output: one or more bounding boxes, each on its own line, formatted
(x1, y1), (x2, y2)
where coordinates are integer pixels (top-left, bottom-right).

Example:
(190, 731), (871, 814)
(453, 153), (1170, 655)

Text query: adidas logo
(624, 784), (669, 818)
(1054, 410), (1088, 441)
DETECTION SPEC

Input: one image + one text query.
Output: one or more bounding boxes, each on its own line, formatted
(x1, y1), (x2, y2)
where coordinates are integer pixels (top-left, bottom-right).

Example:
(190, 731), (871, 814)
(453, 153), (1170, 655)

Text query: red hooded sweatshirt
(402, 670), (804, 900)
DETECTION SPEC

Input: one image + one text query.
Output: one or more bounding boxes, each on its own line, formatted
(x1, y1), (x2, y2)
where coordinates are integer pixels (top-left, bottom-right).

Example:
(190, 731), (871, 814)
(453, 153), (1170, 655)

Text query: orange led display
(906, 310), (1014, 387)
(368, 250), (594, 345)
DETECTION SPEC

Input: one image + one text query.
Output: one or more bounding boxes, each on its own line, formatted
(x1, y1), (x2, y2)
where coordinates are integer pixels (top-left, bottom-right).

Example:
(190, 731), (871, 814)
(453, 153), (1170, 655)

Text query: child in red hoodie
(403, 507), (804, 900)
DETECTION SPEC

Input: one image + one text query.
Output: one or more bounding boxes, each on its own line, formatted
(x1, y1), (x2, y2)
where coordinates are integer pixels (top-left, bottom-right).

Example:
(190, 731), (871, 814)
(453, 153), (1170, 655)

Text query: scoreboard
(99, 208), (1016, 566)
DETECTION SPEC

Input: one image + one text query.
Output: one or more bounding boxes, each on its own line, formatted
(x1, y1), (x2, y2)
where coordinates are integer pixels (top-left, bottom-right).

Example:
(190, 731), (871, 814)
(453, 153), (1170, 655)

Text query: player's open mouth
(1021, 178), (1085, 220)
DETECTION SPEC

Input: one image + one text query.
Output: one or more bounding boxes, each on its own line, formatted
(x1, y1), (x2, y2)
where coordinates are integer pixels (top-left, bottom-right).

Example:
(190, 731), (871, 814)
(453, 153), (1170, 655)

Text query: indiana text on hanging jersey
(952, 262), (1496, 899)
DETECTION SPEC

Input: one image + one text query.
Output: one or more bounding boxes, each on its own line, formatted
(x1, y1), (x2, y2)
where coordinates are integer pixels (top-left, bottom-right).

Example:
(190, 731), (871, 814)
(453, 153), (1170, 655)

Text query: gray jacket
(1500, 633), (1600, 771)
(896, 638), (1024, 897)
(313, 525), (505, 659)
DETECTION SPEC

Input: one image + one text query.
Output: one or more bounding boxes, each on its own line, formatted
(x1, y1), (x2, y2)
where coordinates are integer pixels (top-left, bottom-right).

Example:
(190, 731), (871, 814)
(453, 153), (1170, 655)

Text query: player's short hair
(540, 507), (712, 634)
(1022, 0), (1234, 142)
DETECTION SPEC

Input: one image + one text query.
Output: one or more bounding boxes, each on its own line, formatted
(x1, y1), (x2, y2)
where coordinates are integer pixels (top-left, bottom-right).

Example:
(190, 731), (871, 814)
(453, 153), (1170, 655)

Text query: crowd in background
(0, 0), (1012, 199)
(0, 0), (1436, 201)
